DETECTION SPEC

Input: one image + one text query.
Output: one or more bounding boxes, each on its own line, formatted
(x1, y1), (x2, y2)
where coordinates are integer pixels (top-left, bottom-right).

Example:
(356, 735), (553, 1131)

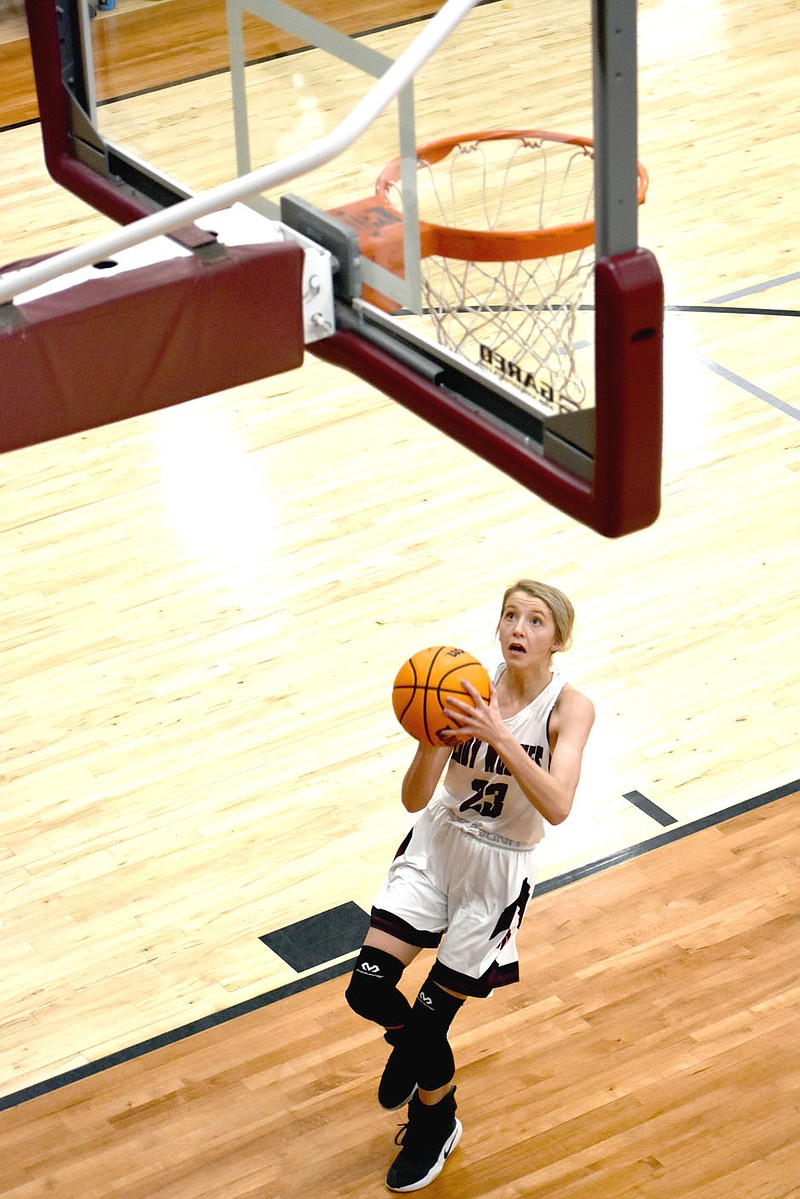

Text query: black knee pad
(407, 977), (464, 1091)
(345, 947), (412, 1029)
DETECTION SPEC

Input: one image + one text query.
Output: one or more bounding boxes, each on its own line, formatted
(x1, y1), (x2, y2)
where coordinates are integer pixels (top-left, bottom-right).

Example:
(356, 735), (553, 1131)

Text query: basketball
(392, 646), (491, 746)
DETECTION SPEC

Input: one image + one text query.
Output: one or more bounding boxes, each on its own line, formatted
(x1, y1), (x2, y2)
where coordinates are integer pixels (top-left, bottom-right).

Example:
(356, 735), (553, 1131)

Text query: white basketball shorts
(370, 800), (538, 998)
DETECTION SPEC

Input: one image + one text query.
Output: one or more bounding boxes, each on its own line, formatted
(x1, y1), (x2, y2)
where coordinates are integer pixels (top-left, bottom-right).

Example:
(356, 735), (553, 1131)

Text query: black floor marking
(667, 304), (800, 318)
(260, 901), (370, 973)
(535, 777), (798, 896)
(623, 789), (678, 827)
(0, 957), (353, 1113)
(1, 775), (797, 1113)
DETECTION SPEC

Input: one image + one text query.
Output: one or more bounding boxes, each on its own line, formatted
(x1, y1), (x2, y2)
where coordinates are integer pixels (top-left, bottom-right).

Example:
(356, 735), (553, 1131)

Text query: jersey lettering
(526, 743), (545, 767)
(451, 738), (546, 772)
(451, 736), (482, 769)
(484, 744), (509, 775)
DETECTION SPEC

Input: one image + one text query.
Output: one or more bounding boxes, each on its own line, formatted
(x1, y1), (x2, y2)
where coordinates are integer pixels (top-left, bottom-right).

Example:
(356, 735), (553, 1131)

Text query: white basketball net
(383, 132), (596, 414)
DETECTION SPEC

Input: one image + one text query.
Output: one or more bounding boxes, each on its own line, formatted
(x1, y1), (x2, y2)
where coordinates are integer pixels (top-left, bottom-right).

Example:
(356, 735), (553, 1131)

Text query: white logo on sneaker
(444, 1121), (462, 1160)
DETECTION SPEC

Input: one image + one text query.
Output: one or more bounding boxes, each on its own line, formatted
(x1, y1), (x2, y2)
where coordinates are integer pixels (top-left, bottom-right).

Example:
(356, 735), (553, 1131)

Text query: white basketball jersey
(434, 669), (566, 847)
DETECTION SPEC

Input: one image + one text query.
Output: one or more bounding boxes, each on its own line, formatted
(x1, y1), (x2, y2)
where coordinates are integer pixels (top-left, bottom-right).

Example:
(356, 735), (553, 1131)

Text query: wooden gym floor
(1, 1), (799, 1194)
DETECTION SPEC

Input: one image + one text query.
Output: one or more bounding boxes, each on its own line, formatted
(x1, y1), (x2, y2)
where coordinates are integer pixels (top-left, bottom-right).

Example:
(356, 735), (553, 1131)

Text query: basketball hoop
(338, 130), (650, 415)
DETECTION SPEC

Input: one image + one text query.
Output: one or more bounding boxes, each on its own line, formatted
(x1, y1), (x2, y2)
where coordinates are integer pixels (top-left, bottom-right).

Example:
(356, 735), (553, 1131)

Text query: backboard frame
(17, 0), (663, 537)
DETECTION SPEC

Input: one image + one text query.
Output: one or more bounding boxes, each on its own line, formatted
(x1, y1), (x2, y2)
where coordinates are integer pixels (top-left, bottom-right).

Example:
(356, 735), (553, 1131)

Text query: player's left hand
(439, 680), (502, 744)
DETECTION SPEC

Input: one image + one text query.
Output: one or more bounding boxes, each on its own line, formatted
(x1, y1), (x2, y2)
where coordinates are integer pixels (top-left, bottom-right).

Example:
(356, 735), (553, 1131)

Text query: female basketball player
(345, 579), (595, 1193)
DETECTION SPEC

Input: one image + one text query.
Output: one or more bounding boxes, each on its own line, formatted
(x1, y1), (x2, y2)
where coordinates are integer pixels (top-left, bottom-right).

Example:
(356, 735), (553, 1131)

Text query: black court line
(1, 775), (796, 1114)
(420, 302), (800, 319)
(36, 2), (501, 124)
(623, 789), (677, 827)
(0, 957), (355, 1113)
(0, 114), (46, 134)
(260, 901), (370, 972)
(0, 2), (504, 135)
(668, 304), (800, 318)
(535, 777), (798, 895)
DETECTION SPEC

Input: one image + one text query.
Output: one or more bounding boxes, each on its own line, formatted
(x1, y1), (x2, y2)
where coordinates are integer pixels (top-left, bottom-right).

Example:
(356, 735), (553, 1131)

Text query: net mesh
(382, 132), (596, 414)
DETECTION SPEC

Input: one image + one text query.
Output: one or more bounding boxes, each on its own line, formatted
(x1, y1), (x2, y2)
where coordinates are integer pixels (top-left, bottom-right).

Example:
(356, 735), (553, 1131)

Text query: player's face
(498, 591), (560, 667)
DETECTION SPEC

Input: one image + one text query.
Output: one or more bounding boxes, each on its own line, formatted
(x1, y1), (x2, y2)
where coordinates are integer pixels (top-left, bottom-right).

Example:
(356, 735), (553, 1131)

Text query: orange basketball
(392, 646), (491, 746)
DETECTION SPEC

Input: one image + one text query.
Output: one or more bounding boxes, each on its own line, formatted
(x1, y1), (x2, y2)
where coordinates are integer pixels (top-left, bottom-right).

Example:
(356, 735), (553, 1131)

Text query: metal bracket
(280, 194), (361, 303)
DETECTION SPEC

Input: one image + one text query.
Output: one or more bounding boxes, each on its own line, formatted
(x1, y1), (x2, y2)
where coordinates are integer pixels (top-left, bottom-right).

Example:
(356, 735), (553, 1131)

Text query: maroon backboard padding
(312, 249), (663, 538)
(311, 329), (595, 519)
(593, 248), (663, 536)
(0, 242), (305, 452)
(25, 0), (158, 227)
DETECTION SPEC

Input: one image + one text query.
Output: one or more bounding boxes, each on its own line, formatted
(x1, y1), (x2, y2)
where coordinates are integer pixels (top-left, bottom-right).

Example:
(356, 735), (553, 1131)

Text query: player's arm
(494, 687), (594, 825)
(445, 683), (594, 825)
(401, 742), (451, 813)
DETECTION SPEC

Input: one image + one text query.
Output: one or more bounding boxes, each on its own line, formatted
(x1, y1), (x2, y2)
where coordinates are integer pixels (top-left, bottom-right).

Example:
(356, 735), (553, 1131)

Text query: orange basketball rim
(329, 128), (650, 284)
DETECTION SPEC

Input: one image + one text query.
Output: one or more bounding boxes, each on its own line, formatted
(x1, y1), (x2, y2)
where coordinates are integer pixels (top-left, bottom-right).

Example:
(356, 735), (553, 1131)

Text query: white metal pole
(0, 0), (480, 305)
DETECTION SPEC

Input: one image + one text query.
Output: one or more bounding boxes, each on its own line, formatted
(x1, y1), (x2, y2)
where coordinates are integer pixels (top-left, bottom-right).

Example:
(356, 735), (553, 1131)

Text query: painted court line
(1, 776), (797, 1113)
(623, 789), (678, 827)
(701, 357), (800, 421)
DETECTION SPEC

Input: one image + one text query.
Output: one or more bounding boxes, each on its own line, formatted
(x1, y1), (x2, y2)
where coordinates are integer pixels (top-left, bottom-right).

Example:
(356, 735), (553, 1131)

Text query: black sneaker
(386, 1087), (462, 1192)
(379, 1030), (418, 1110)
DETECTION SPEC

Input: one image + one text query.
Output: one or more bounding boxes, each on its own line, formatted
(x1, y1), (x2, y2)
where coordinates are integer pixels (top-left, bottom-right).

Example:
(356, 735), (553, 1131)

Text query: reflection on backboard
(16, 0), (663, 537)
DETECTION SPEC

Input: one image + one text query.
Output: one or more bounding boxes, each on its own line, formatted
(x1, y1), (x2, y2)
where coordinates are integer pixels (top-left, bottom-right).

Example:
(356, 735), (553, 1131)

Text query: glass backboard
(18, 0), (663, 536)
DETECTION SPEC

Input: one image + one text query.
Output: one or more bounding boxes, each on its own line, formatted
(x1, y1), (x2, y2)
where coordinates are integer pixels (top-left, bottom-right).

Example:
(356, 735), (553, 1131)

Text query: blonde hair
(498, 579), (575, 652)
